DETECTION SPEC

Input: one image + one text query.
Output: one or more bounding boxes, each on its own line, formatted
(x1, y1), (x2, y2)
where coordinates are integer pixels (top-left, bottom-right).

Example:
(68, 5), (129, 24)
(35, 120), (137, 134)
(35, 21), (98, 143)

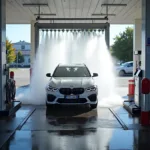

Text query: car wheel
(119, 70), (125, 76)
(90, 103), (98, 109)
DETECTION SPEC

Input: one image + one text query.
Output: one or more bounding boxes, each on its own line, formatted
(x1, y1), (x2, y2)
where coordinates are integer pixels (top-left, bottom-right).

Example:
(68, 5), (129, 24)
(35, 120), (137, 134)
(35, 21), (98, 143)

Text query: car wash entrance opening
(17, 26), (122, 107)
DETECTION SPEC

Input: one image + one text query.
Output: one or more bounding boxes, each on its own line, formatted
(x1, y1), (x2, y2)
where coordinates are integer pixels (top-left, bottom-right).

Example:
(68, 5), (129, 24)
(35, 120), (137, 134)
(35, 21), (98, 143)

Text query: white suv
(45, 64), (98, 109)
(116, 61), (133, 76)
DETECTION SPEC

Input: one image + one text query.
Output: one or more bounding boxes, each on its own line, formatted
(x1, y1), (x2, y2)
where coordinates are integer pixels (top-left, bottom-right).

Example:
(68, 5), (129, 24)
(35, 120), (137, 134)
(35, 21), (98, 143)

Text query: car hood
(48, 77), (95, 88)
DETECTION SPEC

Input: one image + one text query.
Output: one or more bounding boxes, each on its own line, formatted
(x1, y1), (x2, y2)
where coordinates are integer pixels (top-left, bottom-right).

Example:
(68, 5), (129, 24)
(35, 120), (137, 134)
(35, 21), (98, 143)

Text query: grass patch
(9, 68), (30, 71)
(9, 68), (19, 71)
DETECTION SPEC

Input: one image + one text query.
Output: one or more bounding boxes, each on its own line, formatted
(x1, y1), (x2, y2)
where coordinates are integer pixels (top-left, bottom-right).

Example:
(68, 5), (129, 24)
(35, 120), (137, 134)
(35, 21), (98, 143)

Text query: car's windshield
(53, 66), (91, 77)
(121, 63), (128, 66)
(121, 62), (129, 67)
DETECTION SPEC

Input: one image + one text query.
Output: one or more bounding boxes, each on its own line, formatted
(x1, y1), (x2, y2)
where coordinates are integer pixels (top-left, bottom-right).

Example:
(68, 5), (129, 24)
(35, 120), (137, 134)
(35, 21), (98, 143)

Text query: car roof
(123, 61), (133, 64)
(58, 63), (86, 67)
(127, 61), (133, 63)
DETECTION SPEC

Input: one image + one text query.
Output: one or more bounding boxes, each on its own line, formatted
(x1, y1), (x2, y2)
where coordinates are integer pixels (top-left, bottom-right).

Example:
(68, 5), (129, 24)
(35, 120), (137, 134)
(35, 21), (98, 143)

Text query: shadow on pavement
(46, 106), (98, 135)
(46, 105), (96, 117)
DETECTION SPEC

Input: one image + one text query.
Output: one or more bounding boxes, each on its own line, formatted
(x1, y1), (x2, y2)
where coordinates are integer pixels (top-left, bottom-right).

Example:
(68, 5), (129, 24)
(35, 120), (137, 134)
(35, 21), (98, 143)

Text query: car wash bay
(1, 0), (150, 149)
(0, 105), (146, 150)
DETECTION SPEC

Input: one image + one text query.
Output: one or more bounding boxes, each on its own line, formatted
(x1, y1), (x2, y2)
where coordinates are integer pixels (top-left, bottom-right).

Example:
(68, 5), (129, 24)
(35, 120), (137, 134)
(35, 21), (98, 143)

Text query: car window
(121, 62), (133, 67)
(128, 63), (133, 67)
(53, 66), (91, 77)
(121, 63), (128, 67)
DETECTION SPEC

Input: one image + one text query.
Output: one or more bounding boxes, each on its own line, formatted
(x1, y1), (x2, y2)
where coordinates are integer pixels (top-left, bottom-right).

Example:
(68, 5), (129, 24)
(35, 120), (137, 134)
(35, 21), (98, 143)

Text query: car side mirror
(46, 73), (51, 77)
(93, 73), (98, 77)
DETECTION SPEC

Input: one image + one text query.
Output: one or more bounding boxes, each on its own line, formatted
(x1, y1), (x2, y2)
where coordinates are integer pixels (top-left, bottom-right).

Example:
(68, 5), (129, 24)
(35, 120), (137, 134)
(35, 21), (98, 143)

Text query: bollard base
(0, 101), (21, 117)
(123, 101), (141, 116)
(127, 94), (134, 101)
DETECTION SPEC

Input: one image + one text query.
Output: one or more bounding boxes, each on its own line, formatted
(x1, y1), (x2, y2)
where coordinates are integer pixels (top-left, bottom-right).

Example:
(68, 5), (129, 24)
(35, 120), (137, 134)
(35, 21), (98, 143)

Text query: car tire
(119, 70), (125, 76)
(90, 103), (98, 109)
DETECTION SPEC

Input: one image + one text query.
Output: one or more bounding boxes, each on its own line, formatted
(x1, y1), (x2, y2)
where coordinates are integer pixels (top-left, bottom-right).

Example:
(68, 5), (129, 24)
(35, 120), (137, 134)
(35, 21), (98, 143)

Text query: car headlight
(47, 86), (58, 92)
(86, 86), (97, 92)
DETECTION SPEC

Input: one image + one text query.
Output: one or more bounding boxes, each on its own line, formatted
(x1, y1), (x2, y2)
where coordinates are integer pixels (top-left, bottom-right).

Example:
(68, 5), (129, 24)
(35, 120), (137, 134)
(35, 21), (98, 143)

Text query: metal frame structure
(34, 22), (110, 54)
(0, 0), (6, 110)
(36, 17), (108, 21)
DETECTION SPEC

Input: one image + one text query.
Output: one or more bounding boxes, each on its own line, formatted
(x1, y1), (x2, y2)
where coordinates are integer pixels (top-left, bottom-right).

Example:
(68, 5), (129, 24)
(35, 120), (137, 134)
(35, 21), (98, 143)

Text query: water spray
(17, 29), (123, 107)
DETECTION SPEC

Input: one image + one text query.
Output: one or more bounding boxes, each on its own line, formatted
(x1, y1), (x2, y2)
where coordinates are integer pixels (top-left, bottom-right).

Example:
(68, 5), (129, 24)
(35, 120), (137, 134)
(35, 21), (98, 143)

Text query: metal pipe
(101, 4), (127, 7)
(105, 23), (110, 49)
(23, 3), (48, 7)
(34, 23), (39, 55)
(92, 13), (116, 16)
(34, 13), (56, 16)
(36, 17), (108, 21)
(34, 23), (108, 29)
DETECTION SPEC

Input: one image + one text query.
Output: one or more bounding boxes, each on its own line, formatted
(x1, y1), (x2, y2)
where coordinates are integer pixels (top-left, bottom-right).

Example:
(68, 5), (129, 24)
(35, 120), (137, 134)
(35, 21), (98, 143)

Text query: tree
(6, 39), (16, 64)
(15, 51), (24, 63)
(111, 27), (133, 62)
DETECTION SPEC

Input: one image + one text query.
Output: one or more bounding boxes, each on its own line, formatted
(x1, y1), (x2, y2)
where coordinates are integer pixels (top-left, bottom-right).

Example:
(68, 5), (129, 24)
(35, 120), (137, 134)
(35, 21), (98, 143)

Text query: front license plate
(66, 95), (78, 99)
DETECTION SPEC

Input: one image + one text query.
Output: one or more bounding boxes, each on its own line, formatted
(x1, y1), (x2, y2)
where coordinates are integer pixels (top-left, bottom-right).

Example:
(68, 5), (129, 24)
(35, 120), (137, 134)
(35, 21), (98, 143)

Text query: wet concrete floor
(1, 105), (150, 150)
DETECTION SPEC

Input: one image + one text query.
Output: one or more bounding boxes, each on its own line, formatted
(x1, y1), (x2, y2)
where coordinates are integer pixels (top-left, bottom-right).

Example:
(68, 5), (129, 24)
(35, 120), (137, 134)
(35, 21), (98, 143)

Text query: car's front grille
(57, 98), (87, 103)
(59, 88), (71, 95)
(59, 88), (84, 95)
(72, 88), (84, 95)
(88, 94), (97, 102)
(47, 94), (56, 102)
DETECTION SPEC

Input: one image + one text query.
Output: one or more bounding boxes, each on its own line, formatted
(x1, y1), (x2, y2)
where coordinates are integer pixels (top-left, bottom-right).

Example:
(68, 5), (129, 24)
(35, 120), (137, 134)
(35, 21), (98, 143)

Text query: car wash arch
(31, 22), (110, 61)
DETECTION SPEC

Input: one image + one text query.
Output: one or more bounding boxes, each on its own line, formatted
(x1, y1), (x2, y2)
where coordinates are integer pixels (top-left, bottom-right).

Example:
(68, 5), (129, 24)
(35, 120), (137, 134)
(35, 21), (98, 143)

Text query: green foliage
(15, 51), (24, 63)
(6, 39), (16, 64)
(111, 27), (133, 62)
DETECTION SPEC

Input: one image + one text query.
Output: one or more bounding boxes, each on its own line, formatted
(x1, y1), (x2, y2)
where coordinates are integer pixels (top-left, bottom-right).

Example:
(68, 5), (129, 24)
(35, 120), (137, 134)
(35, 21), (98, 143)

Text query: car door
(127, 62), (133, 73)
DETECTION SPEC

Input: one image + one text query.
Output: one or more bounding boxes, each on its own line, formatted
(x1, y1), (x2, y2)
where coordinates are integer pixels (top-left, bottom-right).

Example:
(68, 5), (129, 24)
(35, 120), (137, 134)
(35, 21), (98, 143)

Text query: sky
(6, 24), (133, 45)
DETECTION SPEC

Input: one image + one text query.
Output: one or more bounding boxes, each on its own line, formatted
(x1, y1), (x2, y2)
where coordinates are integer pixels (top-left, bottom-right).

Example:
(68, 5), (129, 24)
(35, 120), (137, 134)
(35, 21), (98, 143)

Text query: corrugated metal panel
(47, 0), (57, 14)
(86, 0), (100, 18)
(123, 0), (141, 20)
(93, 0), (104, 14)
(6, 0), (141, 24)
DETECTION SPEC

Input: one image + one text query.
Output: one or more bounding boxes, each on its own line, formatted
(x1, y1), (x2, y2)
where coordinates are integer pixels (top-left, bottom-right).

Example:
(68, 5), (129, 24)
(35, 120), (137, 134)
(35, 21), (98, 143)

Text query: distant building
(12, 40), (30, 66)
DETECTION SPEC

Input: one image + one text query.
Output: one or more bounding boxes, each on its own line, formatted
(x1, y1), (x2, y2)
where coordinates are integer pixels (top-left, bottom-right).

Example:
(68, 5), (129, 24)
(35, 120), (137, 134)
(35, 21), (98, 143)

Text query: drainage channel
(17, 107), (36, 130)
(109, 108), (128, 130)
